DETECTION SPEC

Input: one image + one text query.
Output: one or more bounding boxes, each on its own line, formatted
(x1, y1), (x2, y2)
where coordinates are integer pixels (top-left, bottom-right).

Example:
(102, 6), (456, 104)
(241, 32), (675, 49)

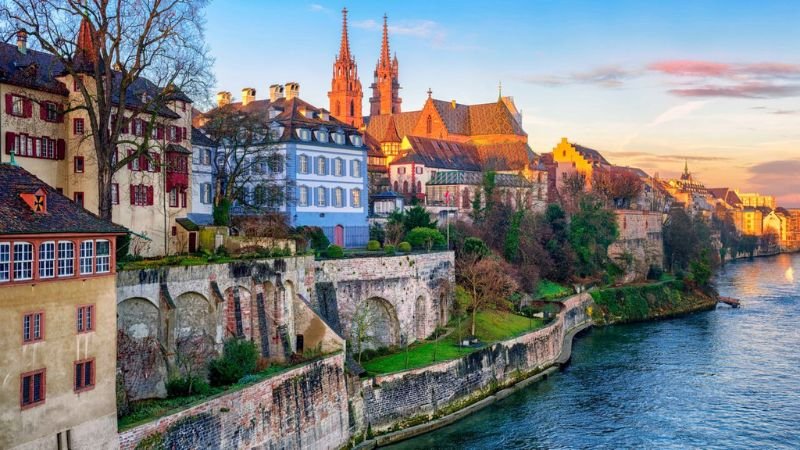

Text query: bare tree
(559, 171), (587, 214)
(592, 167), (644, 209)
(349, 299), (378, 365)
(173, 334), (215, 394)
(200, 107), (292, 224)
(0, 0), (213, 220)
(456, 254), (519, 338)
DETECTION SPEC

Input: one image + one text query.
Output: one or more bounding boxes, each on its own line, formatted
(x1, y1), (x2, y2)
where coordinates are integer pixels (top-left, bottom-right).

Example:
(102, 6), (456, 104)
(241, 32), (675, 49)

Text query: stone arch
(356, 296), (400, 349)
(414, 296), (427, 340)
(253, 281), (276, 357)
(174, 291), (215, 340)
(224, 285), (252, 339)
(118, 297), (159, 339)
(117, 297), (165, 400)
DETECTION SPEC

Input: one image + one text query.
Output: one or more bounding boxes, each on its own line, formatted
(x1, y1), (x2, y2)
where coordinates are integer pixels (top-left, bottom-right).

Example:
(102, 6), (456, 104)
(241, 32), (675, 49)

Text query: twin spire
(338, 8), (351, 61)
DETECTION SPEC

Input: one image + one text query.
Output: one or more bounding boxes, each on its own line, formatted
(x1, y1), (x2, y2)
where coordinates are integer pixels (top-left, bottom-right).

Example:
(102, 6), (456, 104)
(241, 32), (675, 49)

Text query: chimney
(269, 84), (285, 102)
(451, 99), (456, 109)
(241, 88), (256, 106)
(16, 30), (27, 54)
(285, 82), (300, 100)
(216, 91), (231, 107)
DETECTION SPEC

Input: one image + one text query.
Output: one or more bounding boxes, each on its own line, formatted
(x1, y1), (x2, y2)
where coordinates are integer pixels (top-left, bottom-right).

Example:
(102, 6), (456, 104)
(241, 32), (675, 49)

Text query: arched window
(350, 100), (355, 117)
(426, 115), (432, 134)
(298, 155), (309, 174)
(394, 181), (399, 191)
(403, 181), (409, 193)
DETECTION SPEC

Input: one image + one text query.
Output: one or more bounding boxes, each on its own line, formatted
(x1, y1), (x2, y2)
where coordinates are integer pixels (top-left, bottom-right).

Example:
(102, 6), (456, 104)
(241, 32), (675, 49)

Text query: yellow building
(0, 29), (192, 257)
(741, 207), (764, 236)
(0, 164), (126, 449)
(550, 137), (611, 191)
(735, 190), (776, 210)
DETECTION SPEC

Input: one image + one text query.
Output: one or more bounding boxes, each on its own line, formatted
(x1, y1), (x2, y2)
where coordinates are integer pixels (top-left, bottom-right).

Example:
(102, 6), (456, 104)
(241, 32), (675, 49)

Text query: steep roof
(0, 164), (127, 236)
(365, 111), (421, 141)
(571, 143), (611, 165)
(427, 170), (532, 187)
(467, 101), (526, 136)
(391, 136), (481, 171)
(475, 142), (535, 171)
(191, 127), (217, 148)
(708, 187), (743, 207)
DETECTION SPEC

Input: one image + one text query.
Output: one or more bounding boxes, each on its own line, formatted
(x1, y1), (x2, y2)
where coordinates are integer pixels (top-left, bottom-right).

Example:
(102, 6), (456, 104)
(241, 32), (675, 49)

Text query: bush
(367, 240), (381, 251)
(297, 226), (330, 251)
(369, 223), (386, 244)
(325, 244), (344, 259)
(397, 241), (412, 253)
(166, 376), (210, 397)
(208, 339), (258, 387)
(384, 244), (396, 255)
(213, 198), (231, 226)
(405, 227), (445, 251)
(215, 245), (229, 257)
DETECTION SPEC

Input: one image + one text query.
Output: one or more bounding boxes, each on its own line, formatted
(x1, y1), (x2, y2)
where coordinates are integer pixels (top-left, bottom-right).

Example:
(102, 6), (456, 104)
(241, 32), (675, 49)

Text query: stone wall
(355, 293), (592, 434)
(608, 209), (664, 282)
(312, 252), (455, 348)
(118, 353), (349, 450)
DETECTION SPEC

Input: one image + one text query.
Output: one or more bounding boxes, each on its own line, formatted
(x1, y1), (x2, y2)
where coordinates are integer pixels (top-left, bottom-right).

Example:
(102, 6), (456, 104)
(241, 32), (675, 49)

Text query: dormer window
(269, 122), (284, 141)
(349, 135), (362, 147)
(332, 132), (345, 145)
(295, 128), (311, 141)
(268, 108), (281, 119)
(314, 129), (329, 143)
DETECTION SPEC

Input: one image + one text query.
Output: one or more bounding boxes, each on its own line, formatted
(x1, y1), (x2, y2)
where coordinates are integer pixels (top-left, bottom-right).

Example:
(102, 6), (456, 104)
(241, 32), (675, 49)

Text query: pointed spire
(338, 7), (351, 60)
(684, 158), (689, 175)
(75, 11), (98, 65)
(379, 14), (391, 68)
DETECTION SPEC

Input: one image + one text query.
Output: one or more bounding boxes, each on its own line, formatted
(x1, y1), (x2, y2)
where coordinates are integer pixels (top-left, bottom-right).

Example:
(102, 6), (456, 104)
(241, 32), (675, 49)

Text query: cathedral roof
(365, 111), (421, 141)
(474, 142), (536, 171)
(392, 136), (482, 171)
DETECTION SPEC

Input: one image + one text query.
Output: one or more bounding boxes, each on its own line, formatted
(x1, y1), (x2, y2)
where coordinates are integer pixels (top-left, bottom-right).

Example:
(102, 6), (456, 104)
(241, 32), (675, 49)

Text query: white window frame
(298, 155), (309, 174)
(12, 95), (24, 116)
(13, 242), (33, 281)
(79, 240), (94, 275)
(0, 242), (9, 282)
(38, 241), (55, 279)
(334, 187), (344, 207)
(352, 160), (362, 178)
(299, 186), (309, 207)
(316, 186), (327, 207)
(95, 240), (110, 273)
(316, 157), (327, 175)
(352, 188), (362, 208)
(334, 158), (344, 176)
(58, 241), (75, 277)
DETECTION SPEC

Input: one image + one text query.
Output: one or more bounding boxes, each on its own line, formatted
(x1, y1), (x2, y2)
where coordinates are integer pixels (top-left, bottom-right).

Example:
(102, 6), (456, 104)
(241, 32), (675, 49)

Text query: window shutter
(122, 119), (128, 134)
(73, 118), (78, 134)
(57, 104), (64, 123)
(139, 153), (148, 171)
(23, 99), (32, 118)
(39, 102), (46, 120)
(5, 132), (14, 154)
(4, 94), (11, 114)
(31, 137), (37, 155)
(57, 139), (66, 159)
(182, 127), (187, 140)
(156, 125), (164, 140)
(154, 153), (161, 172)
(127, 149), (134, 170)
(147, 186), (154, 205)
(130, 185), (136, 205)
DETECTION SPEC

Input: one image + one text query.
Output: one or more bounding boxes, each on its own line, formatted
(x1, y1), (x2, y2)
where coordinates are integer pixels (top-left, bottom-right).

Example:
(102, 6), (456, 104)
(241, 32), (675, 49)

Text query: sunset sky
(205, 0), (800, 206)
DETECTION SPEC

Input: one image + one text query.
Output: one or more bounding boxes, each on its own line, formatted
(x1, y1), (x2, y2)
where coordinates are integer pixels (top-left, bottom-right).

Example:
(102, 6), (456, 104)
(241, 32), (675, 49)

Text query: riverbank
(588, 280), (717, 325)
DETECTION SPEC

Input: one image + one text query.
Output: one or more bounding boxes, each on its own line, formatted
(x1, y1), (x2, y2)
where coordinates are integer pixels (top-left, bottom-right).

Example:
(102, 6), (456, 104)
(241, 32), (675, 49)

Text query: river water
(388, 253), (800, 449)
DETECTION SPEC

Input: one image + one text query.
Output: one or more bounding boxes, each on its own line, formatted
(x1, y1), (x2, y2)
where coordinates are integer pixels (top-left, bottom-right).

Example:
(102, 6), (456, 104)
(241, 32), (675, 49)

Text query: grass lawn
(361, 309), (544, 376)
(536, 280), (573, 300)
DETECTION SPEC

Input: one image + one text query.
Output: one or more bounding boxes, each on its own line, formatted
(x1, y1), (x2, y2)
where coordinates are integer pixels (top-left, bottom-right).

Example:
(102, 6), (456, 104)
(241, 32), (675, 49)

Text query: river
(387, 253), (800, 449)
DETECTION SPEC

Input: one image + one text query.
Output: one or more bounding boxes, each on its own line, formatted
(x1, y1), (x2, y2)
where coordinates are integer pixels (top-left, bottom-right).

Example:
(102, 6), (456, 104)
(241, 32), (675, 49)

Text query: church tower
(328, 8), (363, 127)
(369, 14), (401, 116)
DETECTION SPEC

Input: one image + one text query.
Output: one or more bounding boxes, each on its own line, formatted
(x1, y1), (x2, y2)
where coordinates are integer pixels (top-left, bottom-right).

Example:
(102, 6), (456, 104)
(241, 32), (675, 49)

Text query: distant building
(189, 127), (217, 226)
(735, 190), (776, 210)
(426, 170), (542, 216)
(0, 164), (126, 449)
(550, 138), (611, 192)
(201, 84), (369, 247)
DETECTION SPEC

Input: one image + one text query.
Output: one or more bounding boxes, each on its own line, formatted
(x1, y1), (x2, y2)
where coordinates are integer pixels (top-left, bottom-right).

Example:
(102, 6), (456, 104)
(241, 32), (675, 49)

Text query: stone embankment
(588, 280), (717, 325)
(350, 293), (594, 447)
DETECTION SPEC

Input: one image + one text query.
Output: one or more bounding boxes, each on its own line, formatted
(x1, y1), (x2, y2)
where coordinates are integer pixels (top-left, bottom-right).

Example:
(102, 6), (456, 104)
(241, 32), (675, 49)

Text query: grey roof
(427, 170), (532, 187)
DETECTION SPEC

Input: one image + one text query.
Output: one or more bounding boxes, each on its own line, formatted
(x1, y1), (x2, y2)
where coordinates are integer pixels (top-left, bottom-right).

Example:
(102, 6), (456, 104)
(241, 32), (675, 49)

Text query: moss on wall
(589, 281), (717, 325)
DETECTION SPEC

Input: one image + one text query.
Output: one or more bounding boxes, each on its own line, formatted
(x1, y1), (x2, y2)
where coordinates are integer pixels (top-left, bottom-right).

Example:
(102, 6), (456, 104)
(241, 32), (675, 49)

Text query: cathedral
(329, 8), (542, 199)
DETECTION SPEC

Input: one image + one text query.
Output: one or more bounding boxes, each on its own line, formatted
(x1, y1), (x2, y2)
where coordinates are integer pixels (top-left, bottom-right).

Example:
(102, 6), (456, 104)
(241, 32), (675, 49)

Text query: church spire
(379, 14), (390, 69)
(338, 8), (351, 60)
(75, 12), (98, 66)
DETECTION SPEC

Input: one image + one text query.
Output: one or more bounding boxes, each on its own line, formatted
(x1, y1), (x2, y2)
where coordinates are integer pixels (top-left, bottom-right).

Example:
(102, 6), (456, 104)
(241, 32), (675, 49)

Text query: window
(0, 243), (9, 282)
(333, 188), (344, 207)
(74, 156), (84, 173)
(352, 160), (362, 177)
(39, 242), (55, 279)
(416, 166), (423, 175)
(202, 183), (213, 204)
(268, 154), (284, 174)
(352, 188), (362, 207)
(426, 115), (432, 134)
(58, 241), (74, 277)
(332, 133), (345, 145)
(73, 118), (84, 135)
(12, 95), (25, 116)
(349, 135), (362, 147)
(298, 186), (309, 207)
(131, 185), (153, 206)
(79, 241), (93, 275)
(134, 119), (145, 137)
(334, 158), (343, 176)
(316, 186), (327, 206)
(171, 226), (177, 236)
(314, 129), (329, 143)
(202, 148), (212, 165)
(74, 359), (95, 392)
(13, 242), (33, 281)
(169, 187), (178, 207)
(316, 157), (327, 175)
(298, 155), (309, 174)
(111, 184), (119, 205)
(95, 241), (110, 273)
(44, 102), (59, 122)
(20, 369), (45, 408)
(397, 167), (406, 174)
(129, 150), (140, 171)
(22, 312), (44, 343)
(296, 128), (311, 141)
(73, 192), (84, 207)
(36, 137), (56, 159)
(77, 305), (94, 333)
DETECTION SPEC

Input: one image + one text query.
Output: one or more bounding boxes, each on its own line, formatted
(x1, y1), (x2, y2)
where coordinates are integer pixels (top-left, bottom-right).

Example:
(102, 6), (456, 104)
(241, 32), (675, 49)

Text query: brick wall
(118, 353), (349, 450)
(356, 293), (592, 433)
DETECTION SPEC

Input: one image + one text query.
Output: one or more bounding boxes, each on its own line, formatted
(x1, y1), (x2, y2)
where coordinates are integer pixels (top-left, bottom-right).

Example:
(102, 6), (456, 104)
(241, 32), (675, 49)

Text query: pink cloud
(669, 82), (800, 98)
(649, 60), (731, 77)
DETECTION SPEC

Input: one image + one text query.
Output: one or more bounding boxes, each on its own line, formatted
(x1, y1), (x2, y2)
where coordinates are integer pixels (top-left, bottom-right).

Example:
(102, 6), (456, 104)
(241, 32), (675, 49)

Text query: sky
(204, 0), (800, 207)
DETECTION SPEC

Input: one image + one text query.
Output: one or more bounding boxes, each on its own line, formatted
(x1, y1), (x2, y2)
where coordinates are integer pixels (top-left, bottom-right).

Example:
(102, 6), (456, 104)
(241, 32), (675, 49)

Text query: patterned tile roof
(0, 164), (127, 235)
(474, 142), (535, 171)
(467, 101), (526, 136)
(365, 111), (421, 141)
(391, 136), (481, 171)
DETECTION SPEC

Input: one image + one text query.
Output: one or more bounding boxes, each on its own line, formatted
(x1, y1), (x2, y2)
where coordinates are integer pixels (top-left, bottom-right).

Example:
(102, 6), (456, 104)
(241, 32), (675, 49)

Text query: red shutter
(73, 118), (77, 134)
(5, 132), (14, 154)
(57, 139), (66, 159)
(122, 118), (128, 134)
(23, 99), (32, 118)
(181, 127), (187, 141)
(39, 102), (47, 120)
(57, 104), (64, 123)
(130, 185), (136, 205)
(154, 153), (161, 172)
(127, 149), (134, 170)
(139, 153), (148, 171)
(4, 94), (11, 114)
(31, 137), (37, 156)
(156, 125), (164, 140)
(147, 186), (154, 205)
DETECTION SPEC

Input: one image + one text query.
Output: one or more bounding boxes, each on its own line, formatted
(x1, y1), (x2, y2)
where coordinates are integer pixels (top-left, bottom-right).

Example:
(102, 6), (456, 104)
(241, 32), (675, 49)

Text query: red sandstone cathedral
(329, 8), (538, 189)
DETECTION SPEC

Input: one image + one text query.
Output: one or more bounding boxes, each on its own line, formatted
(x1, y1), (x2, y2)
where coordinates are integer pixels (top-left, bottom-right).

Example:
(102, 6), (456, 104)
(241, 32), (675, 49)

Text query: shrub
(405, 227), (445, 251)
(166, 376), (211, 397)
(213, 198), (231, 226)
(369, 223), (386, 244)
(397, 241), (412, 253)
(367, 240), (381, 251)
(215, 245), (229, 257)
(208, 339), (258, 387)
(462, 237), (489, 258)
(325, 244), (345, 259)
(297, 226), (330, 251)
(384, 244), (396, 255)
